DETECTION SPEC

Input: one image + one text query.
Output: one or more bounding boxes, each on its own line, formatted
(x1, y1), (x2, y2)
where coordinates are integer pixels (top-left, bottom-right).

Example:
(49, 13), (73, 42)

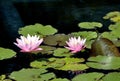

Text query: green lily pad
(102, 72), (120, 81)
(30, 59), (48, 69)
(71, 31), (97, 40)
(9, 68), (56, 81)
(86, 56), (120, 70)
(58, 63), (88, 71)
(40, 45), (56, 55)
(50, 78), (69, 81)
(18, 23), (58, 37)
(103, 11), (120, 20)
(110, 16), (120, 22)
(0, 47), (16, 60)
(78, 22), (103, 29)
(71, 31), (97, 48)
(72, 72), (104, 81)
(53, 48), (72, 57)
(56, 57), (88, 71)
(30, 57), (88, 71)
(101, 32), (118, 40)
(44, 34), (69, 46)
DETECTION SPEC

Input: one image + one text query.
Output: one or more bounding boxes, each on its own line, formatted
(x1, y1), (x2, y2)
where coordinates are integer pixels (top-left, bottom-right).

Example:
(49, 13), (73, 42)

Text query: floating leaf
(30, 59), (48, 68)
(30, 57), (88, 71)
(78, 22), (102, 29)
(40, 45), (56, 55)
(72, 72), (104, 81)
(57, 57), (88, 71)
(0, 47), (16, 60)
(103, 11), (120, 20)
(71, 31), (97, 48)
(90, 37), (120, 57)
(102, 72), (120, 81)
(87, 56), (120, 70)
(101, 32), (117, 40)
(18, 23), (58, 36)
(58, 64), (88, 71)
(9, 68), (56, 81)
(71, 31), (97, 40)
(0, 75), (6, 80)
(53, 48), (72, 57)
(44, 34), (69, 46)
(50, 78), (69, 81)
(110, 16), (120, 22)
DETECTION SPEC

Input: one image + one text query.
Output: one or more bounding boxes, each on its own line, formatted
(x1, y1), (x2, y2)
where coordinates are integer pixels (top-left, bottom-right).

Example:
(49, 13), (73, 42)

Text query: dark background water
(0, 0), (120, 45)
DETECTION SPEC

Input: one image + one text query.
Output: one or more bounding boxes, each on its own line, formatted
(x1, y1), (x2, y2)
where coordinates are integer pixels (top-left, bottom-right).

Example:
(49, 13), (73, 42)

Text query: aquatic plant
(14, 34), (43, 52)
(1, 11), (120, 81)
(65, 36), (86, 53)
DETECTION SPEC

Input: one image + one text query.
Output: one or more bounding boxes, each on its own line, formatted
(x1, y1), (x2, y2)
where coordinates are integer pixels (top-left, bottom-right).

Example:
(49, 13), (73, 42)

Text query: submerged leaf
(78, 22), (102, 29)
(72, 72), (104, 81)
(87, 56), (120, 70)
(44, 34), (69, 46)
(0, 47), (16, 60)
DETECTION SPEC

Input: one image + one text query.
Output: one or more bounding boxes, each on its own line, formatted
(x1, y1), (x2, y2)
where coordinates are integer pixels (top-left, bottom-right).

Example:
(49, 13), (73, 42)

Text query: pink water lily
(14, 34), (43, 52)
(65, 36), (86, 53)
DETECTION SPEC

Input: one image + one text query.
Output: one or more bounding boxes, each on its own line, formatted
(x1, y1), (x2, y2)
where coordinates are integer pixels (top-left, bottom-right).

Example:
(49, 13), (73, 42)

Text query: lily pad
(102, 72), (120, 81)
(18, 23), (58, 37)
(103, 11), (120, 20)
(30, 57), (88, 71)
(78, 22), (103, 29)
(0, 47), (16, 60)
(44, 34), (69, 46)
(53, 48), (73, 57)
(101, 32), (118, 40)
(57, 57), (88, 71)
(50, 78), (69, 81)
(86, 56), (120, 70)
(9, 68), (56, 81)
(110, 16), (120, 22)
(58, 64), (88, 71)
(72, 72), (104, 81)
(40, 45), (56, 55)
(71, 31), (97, 48)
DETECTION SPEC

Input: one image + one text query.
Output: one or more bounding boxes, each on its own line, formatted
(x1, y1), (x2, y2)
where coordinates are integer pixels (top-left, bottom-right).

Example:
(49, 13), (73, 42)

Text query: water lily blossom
(14, 34), (43, 52)
(65, 36), (86, 53)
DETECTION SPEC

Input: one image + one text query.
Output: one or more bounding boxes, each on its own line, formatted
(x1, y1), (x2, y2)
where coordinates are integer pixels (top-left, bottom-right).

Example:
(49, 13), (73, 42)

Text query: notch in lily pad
(78, 22), (103, 29)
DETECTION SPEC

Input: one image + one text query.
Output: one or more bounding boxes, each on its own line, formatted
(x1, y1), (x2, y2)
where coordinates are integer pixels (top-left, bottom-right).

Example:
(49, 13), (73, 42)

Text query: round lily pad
(78, 22), (103, 29)
(102, 72), (120, 81)
(9, 68), (56, 81)
(72, 72), (104, 81)
(18, 23), (58, 37)
(53, 48), (72, 57)
(86, 56), (120, 70)
(0, 47), (16, 60)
